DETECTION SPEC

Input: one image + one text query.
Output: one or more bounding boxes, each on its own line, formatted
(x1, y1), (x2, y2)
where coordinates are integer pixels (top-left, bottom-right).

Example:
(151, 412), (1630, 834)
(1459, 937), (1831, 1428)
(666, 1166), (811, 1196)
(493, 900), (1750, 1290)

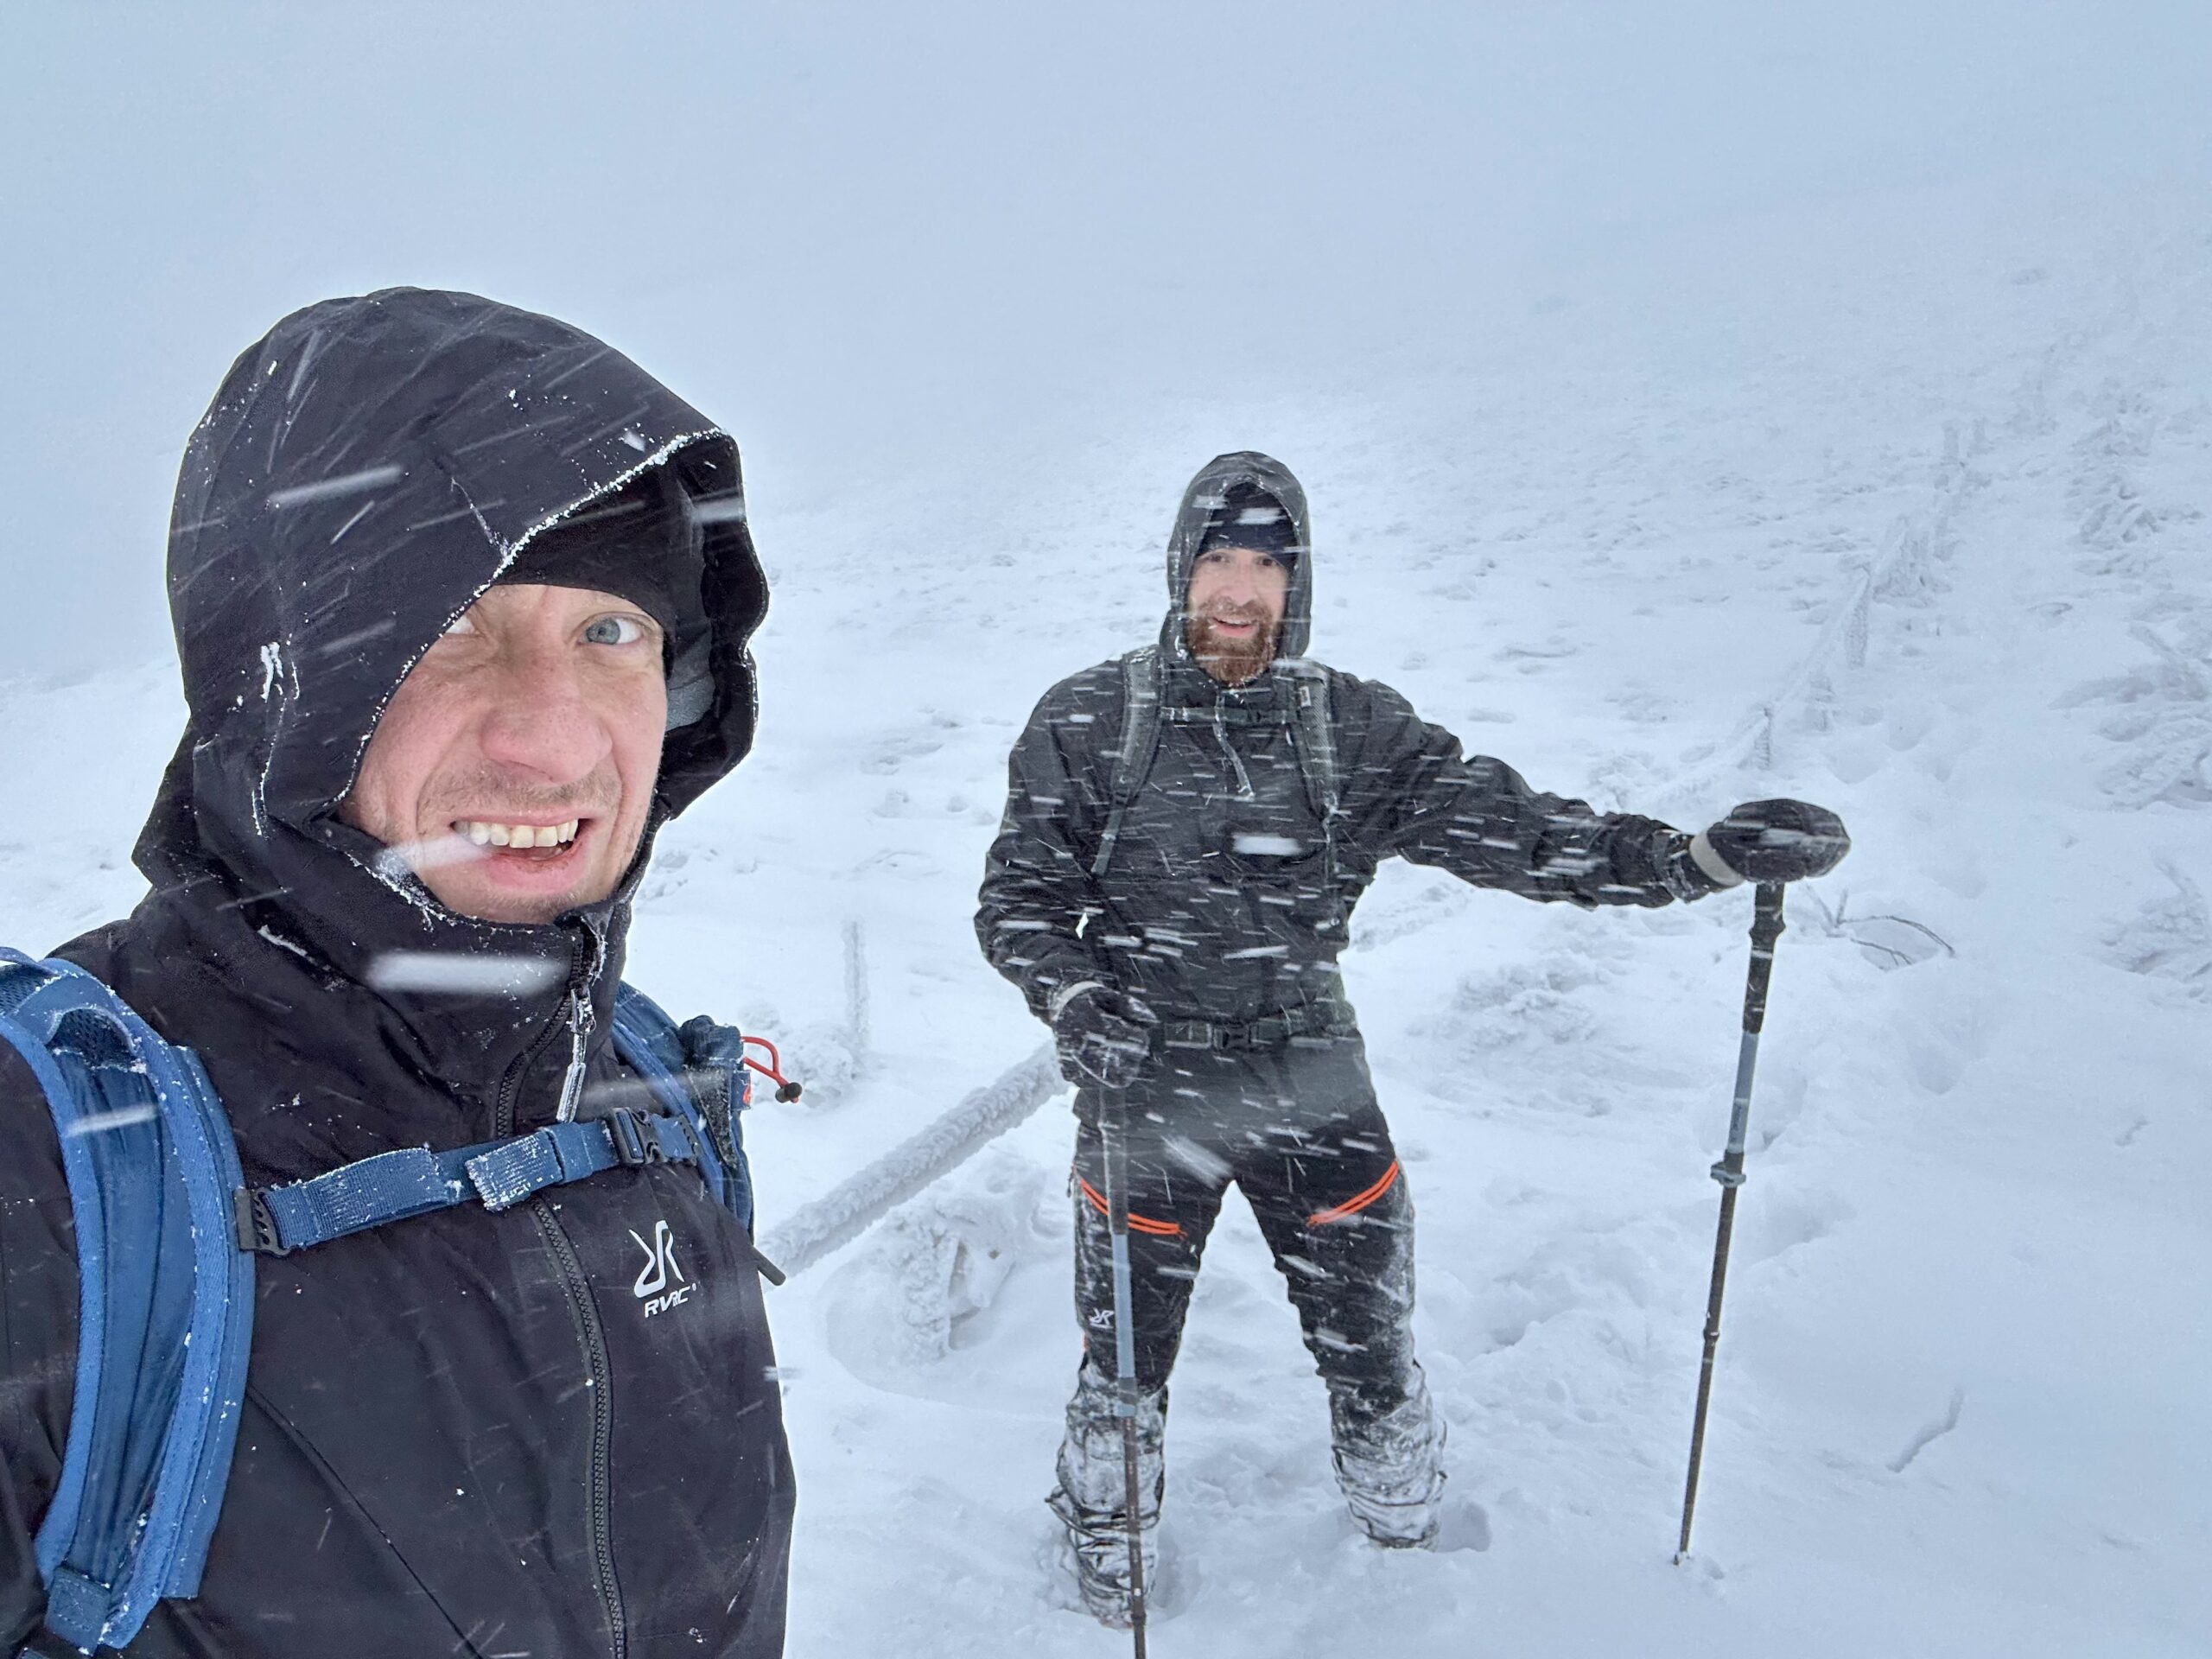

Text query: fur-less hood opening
(1157, 450), (1314, 666)
(134, 287), (768, 992)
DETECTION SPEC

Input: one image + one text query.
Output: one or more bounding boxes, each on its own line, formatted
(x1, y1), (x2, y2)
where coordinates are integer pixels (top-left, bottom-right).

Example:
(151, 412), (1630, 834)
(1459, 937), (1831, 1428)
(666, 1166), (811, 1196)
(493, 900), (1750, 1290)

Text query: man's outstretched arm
(1337, 676), (1842, 906)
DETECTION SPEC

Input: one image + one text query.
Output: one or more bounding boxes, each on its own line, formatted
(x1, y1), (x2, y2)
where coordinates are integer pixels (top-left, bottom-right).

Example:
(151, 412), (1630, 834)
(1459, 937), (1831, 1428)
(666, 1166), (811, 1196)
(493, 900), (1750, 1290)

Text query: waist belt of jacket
(1159, 1001), (1357, 1051)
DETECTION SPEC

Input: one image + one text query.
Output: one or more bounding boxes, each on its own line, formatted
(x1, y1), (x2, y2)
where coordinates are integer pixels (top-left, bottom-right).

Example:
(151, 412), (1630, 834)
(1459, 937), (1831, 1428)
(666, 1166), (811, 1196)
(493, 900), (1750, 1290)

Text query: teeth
(457, 819), (582, 849)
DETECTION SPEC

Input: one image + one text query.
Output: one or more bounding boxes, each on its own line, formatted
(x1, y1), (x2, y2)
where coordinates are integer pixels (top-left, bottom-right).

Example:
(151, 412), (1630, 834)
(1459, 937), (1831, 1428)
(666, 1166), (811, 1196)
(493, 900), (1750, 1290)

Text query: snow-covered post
(843, 918), (870, 1063)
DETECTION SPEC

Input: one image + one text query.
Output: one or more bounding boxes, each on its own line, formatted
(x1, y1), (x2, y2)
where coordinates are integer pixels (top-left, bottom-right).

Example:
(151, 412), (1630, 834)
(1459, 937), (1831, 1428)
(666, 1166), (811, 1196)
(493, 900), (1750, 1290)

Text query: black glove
(1052, 983), (1158, 1090)
(1703, 798), (1851, 884)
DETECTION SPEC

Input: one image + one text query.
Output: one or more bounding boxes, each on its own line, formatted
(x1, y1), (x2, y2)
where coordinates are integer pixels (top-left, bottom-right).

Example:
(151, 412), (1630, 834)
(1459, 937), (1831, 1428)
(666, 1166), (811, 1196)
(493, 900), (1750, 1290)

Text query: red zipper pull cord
(742, 1035), (804, 1103)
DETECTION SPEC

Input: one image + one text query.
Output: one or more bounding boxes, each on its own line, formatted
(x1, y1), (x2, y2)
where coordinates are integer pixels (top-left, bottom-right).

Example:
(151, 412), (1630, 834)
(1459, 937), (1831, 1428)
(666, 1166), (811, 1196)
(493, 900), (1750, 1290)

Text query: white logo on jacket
(631, 1218), (694, 1317)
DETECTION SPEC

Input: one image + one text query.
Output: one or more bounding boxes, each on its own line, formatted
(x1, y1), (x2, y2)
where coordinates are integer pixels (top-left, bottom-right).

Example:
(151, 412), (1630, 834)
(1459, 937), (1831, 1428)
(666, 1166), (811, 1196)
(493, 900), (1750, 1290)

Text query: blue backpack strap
(236, 1109), (702, 1256)
(0, 950), (254, 1657)
(609, 984), (758, 1238)
(232, 983), (751, 1257)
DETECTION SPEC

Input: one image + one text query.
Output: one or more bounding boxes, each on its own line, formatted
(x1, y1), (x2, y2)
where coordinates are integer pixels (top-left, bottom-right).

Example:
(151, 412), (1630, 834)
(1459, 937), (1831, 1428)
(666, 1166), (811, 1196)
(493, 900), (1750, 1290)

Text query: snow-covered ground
(6, 170), (2203, 1655)
(9, 2), (2212, 1646)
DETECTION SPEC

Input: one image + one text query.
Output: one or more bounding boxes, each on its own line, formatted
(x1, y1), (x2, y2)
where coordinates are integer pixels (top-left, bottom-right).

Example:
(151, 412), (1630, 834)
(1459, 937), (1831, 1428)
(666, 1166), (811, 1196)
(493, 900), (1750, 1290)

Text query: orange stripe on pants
(1077, 1177), (1184, 1237)
(1306, 1160), (1402, 1227)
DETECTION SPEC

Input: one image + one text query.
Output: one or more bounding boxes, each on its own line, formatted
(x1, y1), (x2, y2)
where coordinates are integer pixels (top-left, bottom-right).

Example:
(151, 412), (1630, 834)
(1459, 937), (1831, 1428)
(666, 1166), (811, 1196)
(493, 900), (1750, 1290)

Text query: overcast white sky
(3, 1), (2207, 678)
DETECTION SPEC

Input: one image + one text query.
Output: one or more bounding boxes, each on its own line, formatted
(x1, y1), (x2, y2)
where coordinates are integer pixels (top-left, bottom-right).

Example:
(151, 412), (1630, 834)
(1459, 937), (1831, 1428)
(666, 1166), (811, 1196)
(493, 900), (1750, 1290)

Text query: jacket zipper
(495, 920), (626, 1656)
(554, 983), (596, 1122)
(492, 925), (598, 1138)
(531, 1197), (627, 1659)
(1211, 698), (1291, 1008)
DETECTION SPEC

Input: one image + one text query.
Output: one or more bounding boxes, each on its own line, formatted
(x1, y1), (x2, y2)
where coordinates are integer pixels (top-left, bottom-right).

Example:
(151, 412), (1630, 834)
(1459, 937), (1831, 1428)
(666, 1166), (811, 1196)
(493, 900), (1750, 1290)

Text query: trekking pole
(1098, 1084), (1150, 1656)
(1675, 881), (1786, 1564)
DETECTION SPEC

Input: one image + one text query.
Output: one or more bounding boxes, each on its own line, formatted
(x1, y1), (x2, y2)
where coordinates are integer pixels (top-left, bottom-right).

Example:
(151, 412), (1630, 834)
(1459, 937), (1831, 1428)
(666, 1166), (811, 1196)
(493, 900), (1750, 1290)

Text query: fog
(3, 2), (2206, 679)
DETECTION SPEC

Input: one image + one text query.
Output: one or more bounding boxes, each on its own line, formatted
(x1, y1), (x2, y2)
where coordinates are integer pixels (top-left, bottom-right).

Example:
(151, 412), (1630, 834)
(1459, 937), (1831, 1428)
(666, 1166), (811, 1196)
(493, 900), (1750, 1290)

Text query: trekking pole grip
(1740, 882), (1786, 1037)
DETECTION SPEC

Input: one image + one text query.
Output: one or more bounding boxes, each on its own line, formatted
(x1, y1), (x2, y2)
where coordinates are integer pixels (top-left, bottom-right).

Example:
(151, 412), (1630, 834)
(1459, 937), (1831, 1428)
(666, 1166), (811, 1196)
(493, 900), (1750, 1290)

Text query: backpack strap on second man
(1279, 658), (1348, 931)
(1090, 645), (1164, 880)
(1276, 658), (1341, 825)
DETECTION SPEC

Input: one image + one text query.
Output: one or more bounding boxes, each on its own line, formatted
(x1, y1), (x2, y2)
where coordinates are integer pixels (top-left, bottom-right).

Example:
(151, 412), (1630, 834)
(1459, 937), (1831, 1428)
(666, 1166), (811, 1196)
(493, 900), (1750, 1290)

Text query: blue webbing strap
(239, 1109), (698, 1256)
(0, 950), (256, 1656)
(0, 1000), (110, 1600)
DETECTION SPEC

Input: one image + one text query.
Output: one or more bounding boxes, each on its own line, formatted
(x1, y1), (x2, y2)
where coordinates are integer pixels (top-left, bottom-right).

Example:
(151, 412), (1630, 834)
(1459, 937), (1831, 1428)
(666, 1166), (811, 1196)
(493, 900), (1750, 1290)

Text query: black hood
(133, 287), (767, 994)
(1159, 450), (1314, 664)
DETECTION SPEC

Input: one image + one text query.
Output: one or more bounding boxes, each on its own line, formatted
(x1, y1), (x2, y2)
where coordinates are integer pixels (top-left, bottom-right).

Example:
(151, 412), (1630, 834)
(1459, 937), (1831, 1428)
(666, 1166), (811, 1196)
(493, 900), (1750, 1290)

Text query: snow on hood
(1157, 450), (1315, 664)
(136, 287), (768, 921)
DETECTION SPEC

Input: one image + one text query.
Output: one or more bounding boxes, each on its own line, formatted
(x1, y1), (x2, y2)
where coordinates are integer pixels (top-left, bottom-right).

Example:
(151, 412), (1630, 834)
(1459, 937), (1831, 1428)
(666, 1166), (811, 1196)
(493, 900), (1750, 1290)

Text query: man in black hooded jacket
(976, 451), (1848, 1618)
(1, 290), (792, 1656)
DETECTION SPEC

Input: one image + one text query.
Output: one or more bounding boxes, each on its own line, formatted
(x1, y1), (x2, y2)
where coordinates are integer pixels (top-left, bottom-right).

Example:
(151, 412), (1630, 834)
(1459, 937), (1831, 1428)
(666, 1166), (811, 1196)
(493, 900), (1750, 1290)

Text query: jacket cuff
(1046, 979), (1108, 1025)
(1657, 830), (1732, 901)
(1687, 830), (1745, 888)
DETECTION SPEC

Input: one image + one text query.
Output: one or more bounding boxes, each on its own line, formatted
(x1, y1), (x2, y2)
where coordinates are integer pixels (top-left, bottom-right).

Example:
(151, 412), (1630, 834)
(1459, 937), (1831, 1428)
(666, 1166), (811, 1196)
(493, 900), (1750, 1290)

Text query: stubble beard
(1184, 611), (1281, 686)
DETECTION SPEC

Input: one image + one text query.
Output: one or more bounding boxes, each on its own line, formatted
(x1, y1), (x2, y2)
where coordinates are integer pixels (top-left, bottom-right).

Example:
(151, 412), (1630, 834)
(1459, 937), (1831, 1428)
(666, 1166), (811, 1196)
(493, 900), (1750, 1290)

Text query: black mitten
(1704, 799), (1851, 884)
(1052, 984), (1158, 1090)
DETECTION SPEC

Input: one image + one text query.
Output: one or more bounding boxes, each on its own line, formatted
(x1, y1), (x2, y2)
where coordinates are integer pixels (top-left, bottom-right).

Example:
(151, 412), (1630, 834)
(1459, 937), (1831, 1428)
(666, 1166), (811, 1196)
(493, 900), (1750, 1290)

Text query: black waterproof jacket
(976, 451), (1715, 1028)
(1, 290), (791, 1658)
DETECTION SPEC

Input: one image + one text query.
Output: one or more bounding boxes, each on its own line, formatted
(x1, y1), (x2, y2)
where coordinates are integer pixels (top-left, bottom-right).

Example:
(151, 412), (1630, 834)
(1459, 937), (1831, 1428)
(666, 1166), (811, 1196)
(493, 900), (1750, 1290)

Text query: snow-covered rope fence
(758, 1041), (1065, 1277)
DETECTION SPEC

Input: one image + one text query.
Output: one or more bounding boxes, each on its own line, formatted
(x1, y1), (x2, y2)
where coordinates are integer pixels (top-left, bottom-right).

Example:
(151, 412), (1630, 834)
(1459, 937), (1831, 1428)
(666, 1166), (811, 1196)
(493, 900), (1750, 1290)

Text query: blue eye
(583, 614), (648, 646)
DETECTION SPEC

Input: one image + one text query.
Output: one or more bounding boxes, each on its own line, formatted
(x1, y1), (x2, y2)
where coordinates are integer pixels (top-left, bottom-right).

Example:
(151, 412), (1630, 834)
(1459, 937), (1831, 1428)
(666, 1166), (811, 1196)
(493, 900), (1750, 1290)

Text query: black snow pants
(1054, 1029), (1444, 1550)
(1069, 1033), (1420, 1422)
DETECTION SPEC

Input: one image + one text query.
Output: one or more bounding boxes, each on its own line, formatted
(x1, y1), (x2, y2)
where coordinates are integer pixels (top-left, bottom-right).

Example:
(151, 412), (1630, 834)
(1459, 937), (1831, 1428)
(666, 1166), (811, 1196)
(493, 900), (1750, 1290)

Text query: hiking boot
(1052, 1513), (1157, 1628)
(1332, 1376), (1447, 1548)
(1049, 1365), (1165, 1626)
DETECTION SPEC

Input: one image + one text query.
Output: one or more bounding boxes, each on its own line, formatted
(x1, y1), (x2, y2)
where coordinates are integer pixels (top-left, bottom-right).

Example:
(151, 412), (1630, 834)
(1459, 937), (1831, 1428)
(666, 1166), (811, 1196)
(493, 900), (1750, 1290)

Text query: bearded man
(975, 450), (1848, 1622)
(1, 289), (791, 1657)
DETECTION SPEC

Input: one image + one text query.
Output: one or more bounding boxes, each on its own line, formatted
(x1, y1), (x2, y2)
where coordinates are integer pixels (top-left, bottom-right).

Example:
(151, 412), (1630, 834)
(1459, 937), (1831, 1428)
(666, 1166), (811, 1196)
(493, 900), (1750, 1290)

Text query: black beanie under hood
(497, 465), (716, 728)
(1197, 480), (1300, 563)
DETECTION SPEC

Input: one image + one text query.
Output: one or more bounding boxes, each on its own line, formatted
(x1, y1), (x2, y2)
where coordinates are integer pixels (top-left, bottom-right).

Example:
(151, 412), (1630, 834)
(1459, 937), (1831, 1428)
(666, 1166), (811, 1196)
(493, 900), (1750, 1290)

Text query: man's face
(342, 584), (668, 925)
(1183, 544), (1289, 685)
